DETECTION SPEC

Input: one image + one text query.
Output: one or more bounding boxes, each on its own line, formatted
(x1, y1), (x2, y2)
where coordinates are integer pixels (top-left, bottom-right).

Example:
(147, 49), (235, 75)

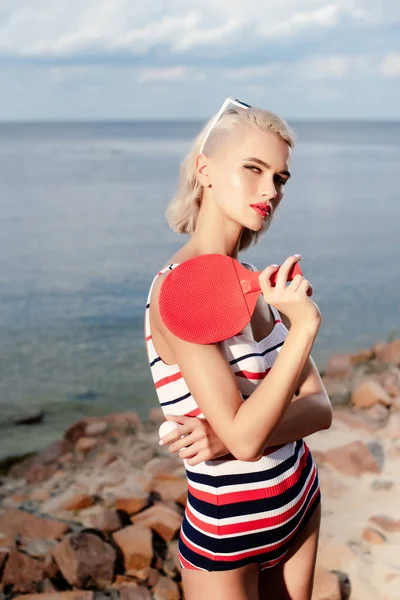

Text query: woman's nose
(261, 184), (277, 201)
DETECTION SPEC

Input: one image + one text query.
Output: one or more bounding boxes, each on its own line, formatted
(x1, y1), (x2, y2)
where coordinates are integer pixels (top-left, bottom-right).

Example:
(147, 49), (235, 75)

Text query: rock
(51, 531), (116, 588)
(115, 495), (149, 516)
(363, 403), (390, 424)
(120, 587), (152, 600)
(75, 437), (99, 454)
(19, 538), (58, 558)
(131, 503), (182, 542)
(64, 420), (88, 444)
(13, 593), (94, 599)
(386, 441), (400, 460)
(82, 507), (122, 533)
(391, 395), (400, 412)
(368, 515), (400, 533)
(361, 527), (386, 544)
(350, 349), (374, 365)
(150, 473), (187, 503)
(379, 370), (400, 397)
(28, 489), (51, 502)
(384, 413), (400, 439)
(43, 553), (59, 579)
(12, 410), (44, 426)
(112, 524), (153, 574)
(60, 492), (94, 511)
(323, 441), (380, 476)
(312, 567), (341, 600)
(325, 354), (354, 379)
(153, 576), (180, 600)
(41, 484), (93, 514)
(0, 547), (10, 571)
(1, 549), (44, 592)
(167, 540), (182, 574)
(371, 340), (388, 356)
(330, 570), (351, 600)
(147, 408), (165, 424)
(144, 457), (182, 477)
(85, 421), (108, 436)
(351, 380), (393, 409)
(33, 439), (71, 466)
(374, 339), (400, 365)
(321, 378), (351, 406)
(371, 479), (395, 491)
(332, 409), (379, 433)
(25, 463), (59, 484)
(0, 507), (69, 539)
(104, 474), (150, 514)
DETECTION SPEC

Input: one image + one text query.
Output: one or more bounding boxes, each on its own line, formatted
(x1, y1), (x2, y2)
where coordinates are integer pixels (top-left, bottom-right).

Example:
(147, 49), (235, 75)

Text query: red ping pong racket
(159, 254), (303, 344)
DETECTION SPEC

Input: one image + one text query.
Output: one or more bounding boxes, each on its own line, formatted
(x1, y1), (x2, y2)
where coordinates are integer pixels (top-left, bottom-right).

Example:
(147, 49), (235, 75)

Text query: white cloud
(138, 66), (205, 83)
(297, 55), (371, 79)
(222, 64), (281, 81)
(258, 4), (341, 39)
(380, 53), (400, 78)
(0, 0), (398, 59)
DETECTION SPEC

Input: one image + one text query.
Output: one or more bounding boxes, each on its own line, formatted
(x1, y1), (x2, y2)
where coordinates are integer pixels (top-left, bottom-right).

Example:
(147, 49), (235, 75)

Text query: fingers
(167, 431), (197, 453)
(259, 264), (280, 290)
(187, 450), (212, 466)
(297, 279), (313, 295)
(275, 255), (302, 289)
(287, 273), (304, 293)
(160, 424), (192, 446)
(177, 441), (204, 459)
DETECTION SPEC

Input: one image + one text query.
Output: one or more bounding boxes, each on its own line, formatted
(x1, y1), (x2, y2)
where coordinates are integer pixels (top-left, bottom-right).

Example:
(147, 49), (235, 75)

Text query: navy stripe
(179, 489), (321, 570)
(186, 441), (303, 488)
(229, 341), (284, 366)
(160, 392), (192, 407)
(187, 449), (316, 520)
(184, 476), (319, 554)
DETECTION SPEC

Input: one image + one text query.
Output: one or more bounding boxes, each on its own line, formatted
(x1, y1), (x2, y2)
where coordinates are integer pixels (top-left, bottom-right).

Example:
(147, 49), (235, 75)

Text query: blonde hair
(165, 105), (296, 252)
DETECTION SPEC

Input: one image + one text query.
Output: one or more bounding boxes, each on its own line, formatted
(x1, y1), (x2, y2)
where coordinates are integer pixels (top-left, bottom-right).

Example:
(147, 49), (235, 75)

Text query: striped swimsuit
(144, 261), (321, 572)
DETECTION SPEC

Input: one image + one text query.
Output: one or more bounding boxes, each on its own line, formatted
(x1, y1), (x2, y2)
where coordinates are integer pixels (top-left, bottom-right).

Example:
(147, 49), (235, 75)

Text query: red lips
(250, 203), (271, 216)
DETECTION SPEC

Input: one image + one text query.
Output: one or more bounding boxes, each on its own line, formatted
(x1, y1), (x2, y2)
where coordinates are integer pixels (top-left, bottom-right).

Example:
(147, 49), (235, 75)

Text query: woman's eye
(244, 165), (261, 173)
(275, 177), (287, 186)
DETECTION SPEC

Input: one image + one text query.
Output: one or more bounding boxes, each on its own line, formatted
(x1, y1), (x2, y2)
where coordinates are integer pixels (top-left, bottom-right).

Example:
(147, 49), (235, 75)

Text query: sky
(0, 0), (399, 121)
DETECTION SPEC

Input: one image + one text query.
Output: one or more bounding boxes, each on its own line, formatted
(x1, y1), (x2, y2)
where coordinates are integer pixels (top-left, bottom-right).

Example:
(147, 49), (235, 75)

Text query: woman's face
(205, 125), (292, 231)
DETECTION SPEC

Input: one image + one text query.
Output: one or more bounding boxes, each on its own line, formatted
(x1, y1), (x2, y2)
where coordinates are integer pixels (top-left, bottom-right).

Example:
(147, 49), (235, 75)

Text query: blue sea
(0, 120), (399, 460)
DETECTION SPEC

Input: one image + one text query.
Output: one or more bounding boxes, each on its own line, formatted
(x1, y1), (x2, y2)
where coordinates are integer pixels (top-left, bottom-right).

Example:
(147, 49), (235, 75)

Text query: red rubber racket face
(159, 254), (302, 344)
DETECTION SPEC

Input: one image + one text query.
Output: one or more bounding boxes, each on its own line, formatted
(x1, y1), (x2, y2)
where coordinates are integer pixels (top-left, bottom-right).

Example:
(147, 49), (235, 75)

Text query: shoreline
(0, 337), (399, 598)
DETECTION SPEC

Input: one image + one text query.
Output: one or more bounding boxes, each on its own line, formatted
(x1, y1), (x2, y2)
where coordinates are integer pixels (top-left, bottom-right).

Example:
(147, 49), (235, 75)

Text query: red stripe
(235, 367), (271, 380)
(188, 446), (309, 506)
(260, 555), (285, 569)
(185, 407), (202, 417)
(154, 371), (183, 389)
(178, 549), (203, 570)
(145, 334), (152, 342)
(186, 464), (317, 536)
(181, 485), (320, 563)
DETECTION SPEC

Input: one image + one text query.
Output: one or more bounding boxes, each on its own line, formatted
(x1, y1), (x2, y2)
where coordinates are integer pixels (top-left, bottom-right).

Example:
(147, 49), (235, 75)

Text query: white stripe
(184, 441), (298, 476)
(187, 444), (306, 494)
(185, 467), (318, 540)
(184, 488), (320, 558)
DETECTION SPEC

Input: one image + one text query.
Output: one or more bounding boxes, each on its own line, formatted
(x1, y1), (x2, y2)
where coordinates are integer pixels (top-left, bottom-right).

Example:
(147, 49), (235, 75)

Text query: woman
(144, 98), (332, 600)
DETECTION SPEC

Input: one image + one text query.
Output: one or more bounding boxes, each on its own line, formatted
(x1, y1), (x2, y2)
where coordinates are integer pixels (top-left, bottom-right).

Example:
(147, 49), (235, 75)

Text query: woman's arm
(151, 272), (320, 462)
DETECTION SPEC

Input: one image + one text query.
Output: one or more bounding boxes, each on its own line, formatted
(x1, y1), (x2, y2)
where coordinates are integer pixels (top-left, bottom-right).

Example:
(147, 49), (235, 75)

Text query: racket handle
(240, 263), (303, 295)
(270, 262), (303, 287)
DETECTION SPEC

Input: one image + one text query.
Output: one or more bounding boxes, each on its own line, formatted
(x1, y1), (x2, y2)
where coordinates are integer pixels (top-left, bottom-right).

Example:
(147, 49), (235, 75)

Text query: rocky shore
(0, 338), (399, 600)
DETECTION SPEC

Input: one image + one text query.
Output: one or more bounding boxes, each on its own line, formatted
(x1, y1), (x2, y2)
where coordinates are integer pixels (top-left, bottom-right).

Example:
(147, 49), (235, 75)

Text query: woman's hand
(259, 255), (322, 327)
(159, 414), (230, 466)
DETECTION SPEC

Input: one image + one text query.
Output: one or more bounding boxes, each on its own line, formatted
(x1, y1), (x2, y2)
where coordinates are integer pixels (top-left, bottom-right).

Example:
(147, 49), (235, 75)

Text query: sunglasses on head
(199, 97), (251, 154)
